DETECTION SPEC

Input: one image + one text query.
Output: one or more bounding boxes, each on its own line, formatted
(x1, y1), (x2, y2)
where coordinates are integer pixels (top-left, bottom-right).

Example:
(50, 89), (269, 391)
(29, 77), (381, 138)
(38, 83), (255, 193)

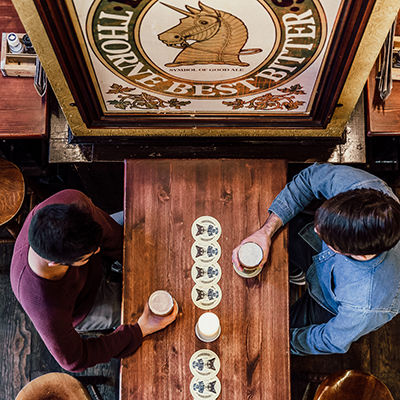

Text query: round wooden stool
(15, 372), (91, 400)
(0, 158), (25, 226)
(314, 370), (394, 400)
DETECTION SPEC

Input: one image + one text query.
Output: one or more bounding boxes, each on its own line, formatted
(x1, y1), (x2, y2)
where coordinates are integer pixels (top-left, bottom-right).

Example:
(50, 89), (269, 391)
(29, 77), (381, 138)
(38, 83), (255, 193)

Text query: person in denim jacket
(232, 163), (400, 355)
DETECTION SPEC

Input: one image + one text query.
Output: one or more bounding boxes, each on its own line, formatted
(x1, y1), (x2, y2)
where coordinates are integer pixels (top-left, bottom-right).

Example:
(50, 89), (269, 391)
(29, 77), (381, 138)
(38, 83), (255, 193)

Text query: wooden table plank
(122, 159), (289, 400)
(0, 0), (47, 138)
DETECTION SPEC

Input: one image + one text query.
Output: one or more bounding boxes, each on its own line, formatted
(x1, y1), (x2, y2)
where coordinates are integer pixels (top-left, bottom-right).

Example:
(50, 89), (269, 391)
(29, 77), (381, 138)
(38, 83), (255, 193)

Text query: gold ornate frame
(11, 0), (400, 139)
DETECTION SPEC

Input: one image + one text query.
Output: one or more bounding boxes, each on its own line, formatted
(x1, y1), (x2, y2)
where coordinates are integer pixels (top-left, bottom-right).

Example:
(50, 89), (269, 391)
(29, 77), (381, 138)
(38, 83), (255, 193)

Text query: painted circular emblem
(87, 0), (326, 99)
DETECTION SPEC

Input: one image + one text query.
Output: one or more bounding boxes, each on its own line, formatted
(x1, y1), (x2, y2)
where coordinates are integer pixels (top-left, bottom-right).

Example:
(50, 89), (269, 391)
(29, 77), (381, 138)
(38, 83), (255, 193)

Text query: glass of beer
(195, 312), (221, 342)
(148, 290), (174, 316)
(234, 242), (264, 278)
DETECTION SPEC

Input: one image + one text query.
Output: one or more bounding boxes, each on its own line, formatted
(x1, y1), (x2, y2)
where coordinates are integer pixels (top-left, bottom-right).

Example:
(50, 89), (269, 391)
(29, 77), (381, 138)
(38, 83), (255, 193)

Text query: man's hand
(232, 212), (283, 272)
(137, 301), (179, 337)
(232, 229), (271, 272)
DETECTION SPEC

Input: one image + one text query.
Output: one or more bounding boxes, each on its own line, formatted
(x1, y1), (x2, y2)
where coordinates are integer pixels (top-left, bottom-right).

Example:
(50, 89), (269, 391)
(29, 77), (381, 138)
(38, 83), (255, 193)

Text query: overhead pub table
(122, 159), (290, 400)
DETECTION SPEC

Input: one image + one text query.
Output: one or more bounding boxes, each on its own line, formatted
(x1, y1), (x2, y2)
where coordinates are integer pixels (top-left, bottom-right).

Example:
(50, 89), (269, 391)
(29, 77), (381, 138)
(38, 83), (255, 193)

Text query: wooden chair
(15, 372), (92, 400)
(313, 370), (394, 400)
(0, 158), (25, 239)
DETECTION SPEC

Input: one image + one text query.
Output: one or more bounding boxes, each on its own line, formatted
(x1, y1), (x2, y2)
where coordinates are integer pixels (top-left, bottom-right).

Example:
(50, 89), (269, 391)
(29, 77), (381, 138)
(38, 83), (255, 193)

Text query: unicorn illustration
(158, 1), (262, 67)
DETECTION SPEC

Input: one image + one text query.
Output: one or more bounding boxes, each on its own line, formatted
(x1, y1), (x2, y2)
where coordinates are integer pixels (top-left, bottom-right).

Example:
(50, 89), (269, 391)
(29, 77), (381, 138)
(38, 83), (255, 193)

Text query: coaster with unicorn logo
(191, 263), (221, 286)
(191, 241), (221, 265)
(191, 216), (221, 242)
(189, 349), (220, 379)
(191, 283), (222, 310)
(190, 376), (221, 400)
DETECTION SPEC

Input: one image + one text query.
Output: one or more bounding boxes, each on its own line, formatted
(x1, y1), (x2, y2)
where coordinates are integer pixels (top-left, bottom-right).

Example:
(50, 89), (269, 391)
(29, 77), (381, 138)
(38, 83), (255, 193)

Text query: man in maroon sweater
(10, 189), (177, 372)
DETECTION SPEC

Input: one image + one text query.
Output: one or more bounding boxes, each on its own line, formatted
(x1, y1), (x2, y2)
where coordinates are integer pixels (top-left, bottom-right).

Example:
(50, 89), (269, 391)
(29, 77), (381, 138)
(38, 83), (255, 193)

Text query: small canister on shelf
(7, 33), (23, 54)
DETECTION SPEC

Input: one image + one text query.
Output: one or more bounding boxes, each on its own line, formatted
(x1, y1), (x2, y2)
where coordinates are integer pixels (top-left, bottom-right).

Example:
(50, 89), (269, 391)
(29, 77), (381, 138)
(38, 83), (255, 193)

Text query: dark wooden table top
(122, 159), (290, 400)
(0, 0), (47, 138)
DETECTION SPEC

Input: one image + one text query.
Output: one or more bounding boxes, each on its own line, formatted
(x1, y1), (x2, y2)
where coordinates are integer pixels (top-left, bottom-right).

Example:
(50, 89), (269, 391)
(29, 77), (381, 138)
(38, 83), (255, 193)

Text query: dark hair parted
(315, 189), (400, 255)
(28, 204), (102, 264)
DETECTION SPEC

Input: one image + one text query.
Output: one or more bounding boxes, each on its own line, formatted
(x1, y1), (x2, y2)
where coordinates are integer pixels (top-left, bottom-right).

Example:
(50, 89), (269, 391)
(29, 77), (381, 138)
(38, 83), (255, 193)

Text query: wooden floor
(0, 245), (120, 399)
(1, 155), (400, 399)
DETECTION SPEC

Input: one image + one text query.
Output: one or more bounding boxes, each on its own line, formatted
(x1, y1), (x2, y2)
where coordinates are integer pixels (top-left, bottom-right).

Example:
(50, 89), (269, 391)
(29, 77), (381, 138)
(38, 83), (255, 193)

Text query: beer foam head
(198, 312), (220, 336)
(238, 242), (263, 267)
(149, 290), (173, 316)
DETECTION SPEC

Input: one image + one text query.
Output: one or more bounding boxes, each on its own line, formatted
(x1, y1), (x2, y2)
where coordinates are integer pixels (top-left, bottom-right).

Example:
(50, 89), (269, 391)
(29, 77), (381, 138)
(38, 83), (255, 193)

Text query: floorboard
(369, 316), (400, 397)
(0, 263), (31, 399)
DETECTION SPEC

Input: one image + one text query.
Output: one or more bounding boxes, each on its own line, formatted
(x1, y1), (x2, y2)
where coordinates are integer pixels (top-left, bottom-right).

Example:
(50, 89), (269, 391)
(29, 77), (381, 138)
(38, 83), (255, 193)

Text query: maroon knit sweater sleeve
(22, 280), (143, 371)
(10, 189), (143, 372)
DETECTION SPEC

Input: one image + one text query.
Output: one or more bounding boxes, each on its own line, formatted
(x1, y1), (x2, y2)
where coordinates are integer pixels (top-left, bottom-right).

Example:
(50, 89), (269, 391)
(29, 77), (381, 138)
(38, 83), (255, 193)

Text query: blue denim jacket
(269, 163), (400, 355)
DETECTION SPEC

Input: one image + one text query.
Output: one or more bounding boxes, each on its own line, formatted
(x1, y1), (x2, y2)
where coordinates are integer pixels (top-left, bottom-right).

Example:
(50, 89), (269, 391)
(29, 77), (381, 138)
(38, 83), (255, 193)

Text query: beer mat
(191, 241), (221, 265)
(195, 323), (221, 343)
(190, 376), (221, 400)
(189, 349), (220, 378)
(191, 284), (222, 310)
(191, 216), (221, 242)
(233, 262), (263, 279)
(191, 263), (221, 285)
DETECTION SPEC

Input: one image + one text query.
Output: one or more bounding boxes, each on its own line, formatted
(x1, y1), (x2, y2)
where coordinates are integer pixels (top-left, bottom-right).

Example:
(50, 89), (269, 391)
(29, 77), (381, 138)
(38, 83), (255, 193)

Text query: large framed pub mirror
(12, 0), (399, 139)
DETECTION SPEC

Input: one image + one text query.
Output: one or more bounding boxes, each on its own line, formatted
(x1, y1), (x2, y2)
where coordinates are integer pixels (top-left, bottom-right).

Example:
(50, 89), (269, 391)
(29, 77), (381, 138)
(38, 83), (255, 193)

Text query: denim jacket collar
(342, 252), (386, 269)
(317, 245), (387, 269)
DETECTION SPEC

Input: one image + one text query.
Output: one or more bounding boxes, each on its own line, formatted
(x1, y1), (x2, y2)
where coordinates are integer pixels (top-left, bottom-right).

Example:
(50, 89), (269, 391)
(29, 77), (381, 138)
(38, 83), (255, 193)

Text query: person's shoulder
(303, 163), (361, 178)
(310, 163), (369, 175)
(38, 189), (93, 209)
(47, 189), (90, 202)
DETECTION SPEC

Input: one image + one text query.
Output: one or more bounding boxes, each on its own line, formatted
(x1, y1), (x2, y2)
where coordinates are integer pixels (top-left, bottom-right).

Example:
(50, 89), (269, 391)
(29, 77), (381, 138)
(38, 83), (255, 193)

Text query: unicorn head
(158, 2), (222, 48)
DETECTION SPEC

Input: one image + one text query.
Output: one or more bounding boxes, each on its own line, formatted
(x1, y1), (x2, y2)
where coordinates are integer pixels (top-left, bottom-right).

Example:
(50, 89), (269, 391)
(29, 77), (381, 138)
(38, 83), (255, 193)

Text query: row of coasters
(190, 217), (222, 399)
(189, 349), (221, 399)
(191, 216), (222, 310)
